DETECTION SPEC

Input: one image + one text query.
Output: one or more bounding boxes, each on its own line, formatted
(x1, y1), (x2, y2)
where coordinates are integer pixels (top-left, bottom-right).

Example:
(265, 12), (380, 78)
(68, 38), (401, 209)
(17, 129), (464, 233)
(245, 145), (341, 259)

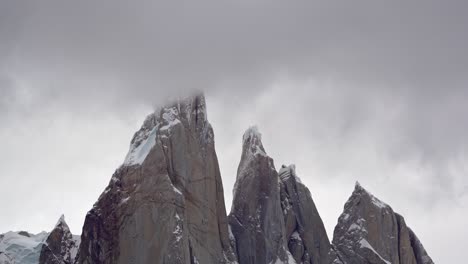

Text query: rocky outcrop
(229, 127), (292, 264)
(229, 127), (331, 264)
(279, 165), (331, 264)
(331, 182), (434, 264)
(39, 215), (80, 264)
(76, 94), (237, 264)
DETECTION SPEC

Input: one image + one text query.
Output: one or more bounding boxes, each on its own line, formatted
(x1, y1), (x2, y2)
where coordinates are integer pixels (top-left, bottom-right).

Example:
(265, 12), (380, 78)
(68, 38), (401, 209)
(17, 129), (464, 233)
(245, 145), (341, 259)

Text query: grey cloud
(0, 1), (467, 263)
(2, 1), (467, 106)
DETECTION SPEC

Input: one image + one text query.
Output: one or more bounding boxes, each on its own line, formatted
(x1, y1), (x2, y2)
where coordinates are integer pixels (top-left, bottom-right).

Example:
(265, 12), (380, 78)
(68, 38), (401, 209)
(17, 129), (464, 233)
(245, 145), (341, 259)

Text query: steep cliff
(229, 127), (292, 264)
(76, 94), (237, 264)
(229, 127), (332, 264)
(279, 165), (331, 264)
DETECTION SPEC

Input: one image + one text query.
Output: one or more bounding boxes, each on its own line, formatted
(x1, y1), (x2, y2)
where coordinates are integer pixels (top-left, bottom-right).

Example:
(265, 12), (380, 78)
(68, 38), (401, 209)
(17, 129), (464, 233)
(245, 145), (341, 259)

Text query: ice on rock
(290, 231), (302, 241)
(123, 96), (209, 167)
(359, 239), (391, 264)
(242, 126), (267, 157)
(278, 164), (303, 184)
(124, 123), (158, 166)
(172, 185), (183, 196)
(160, 106), (182, 131)
(0, 231), (48, 264)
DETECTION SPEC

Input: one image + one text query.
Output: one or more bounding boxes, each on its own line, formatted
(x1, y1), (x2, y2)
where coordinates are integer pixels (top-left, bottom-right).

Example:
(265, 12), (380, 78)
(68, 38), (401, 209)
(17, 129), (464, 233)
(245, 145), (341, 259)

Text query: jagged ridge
(1, 94), (434, 264)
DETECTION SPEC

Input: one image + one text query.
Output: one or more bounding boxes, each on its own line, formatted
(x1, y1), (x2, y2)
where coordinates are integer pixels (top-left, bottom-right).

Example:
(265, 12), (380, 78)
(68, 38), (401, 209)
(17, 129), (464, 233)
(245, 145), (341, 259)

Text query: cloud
(0, 1), (467, 262)
(2, 0), (467, 106)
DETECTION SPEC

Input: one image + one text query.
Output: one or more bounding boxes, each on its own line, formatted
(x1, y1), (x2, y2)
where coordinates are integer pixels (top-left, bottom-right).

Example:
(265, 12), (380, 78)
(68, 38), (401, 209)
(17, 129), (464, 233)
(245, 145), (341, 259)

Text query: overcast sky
(1, 1), (467, 262)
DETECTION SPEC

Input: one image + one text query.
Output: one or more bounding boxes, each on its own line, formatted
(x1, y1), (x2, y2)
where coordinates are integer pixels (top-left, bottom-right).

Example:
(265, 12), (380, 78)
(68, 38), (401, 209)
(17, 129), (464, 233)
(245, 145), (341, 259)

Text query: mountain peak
(39, 214), (80, 264)
(124, 93), (212, 166)
(56, 214), (65, 226)
(350, 182), (390, 210)
(354, 181), (362, 189)
(242, 125), (262, 143)
(53, 214), (71, 234)
(332, 182), (434, 264)
(78, 92), (238, 264)
(242, 126), (267, 156)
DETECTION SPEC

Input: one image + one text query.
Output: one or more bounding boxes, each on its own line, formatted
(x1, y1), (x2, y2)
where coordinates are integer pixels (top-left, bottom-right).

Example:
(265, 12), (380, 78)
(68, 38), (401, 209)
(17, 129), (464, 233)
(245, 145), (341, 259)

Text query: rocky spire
(39, 215), (80, 264)
(76, 93), (237, 264)
(278, 165), (331, 264)
(123, 93), (212, 166)
(331, 183), (434, 264)
(229, 126), (292, 264)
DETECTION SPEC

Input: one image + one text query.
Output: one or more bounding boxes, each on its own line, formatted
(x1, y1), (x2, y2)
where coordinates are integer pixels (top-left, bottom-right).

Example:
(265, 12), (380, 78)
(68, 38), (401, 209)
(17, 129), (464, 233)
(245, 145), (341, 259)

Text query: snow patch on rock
(278, 164), (303, 184)
(359, 239), (391, 264)
(124, 125), (158, 166)
(242, 126), (267, 157)
(290, 231), (301, 241)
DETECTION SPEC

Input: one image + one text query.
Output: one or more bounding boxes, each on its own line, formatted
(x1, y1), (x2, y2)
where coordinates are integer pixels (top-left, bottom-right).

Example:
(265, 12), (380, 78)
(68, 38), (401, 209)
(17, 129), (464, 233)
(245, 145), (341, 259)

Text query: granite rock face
(229, 127), (291, 264)
(39, 215), (80, 264)
(331, 183), (434, 264)
(76, 94), (237, 264)
(0, 95), (437, 264)
(279, 165), (331, 264)
(229, 127), (331, 264)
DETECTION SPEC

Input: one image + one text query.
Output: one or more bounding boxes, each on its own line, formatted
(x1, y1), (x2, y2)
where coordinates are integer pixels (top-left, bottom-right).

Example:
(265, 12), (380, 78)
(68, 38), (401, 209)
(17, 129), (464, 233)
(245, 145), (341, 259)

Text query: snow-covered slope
(0, 216), (80, 264)
(0, 231), (48, 264)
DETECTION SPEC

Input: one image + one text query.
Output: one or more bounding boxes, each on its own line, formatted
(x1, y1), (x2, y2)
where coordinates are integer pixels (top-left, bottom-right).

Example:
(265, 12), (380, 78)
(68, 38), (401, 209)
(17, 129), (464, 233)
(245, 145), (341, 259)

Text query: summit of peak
(58, 214), (65, 223)
(124, 92), (212, 167)
(353, 181), (374, 195)
(55, 214), (68, 228)
(351, 182), (390, 210)
(354, 181), (363, 191)
(242, 126), (267, 157)
(242, 126), (262, 143)
(52, 214), (71, 234)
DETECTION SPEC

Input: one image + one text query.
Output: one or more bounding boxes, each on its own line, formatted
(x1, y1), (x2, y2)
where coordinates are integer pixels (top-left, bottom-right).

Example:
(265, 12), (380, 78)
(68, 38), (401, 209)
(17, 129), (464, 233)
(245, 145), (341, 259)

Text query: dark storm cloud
(1, 0), (467, 103)
(0, 1), (467, 262)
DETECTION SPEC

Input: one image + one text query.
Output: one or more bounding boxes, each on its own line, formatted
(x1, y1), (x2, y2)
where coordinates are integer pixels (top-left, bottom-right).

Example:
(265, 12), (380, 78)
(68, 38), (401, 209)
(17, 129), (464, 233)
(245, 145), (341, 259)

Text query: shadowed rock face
(331, 183), (434, 264)
(279, 165), (331, 264)
(76, 94), (237, 264)
(39, 215), (79, 264)
(229, 127), (292, 264)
